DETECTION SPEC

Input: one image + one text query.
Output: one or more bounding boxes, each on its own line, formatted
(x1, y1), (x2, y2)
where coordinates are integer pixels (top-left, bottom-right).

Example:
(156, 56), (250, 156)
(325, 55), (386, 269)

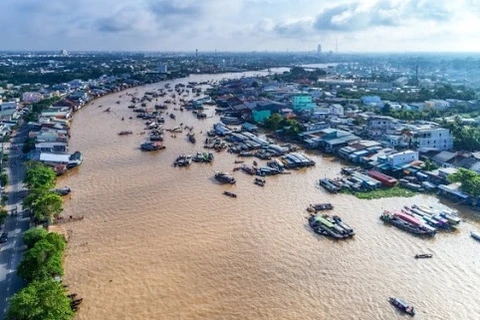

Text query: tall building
(158, 64), (168, 73)
(317, 44), (322, 54)
(60, 49), (68, 56)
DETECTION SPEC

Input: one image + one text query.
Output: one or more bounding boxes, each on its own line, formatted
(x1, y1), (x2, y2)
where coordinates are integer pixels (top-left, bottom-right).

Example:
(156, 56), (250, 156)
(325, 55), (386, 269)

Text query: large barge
(308, 214), (355, 239)
(380, 211), (436, 237)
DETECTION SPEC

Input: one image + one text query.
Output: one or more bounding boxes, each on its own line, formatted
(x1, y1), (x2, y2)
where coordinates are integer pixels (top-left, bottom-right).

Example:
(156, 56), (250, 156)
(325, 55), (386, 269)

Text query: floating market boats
(215, 172), (236, 184)
(140, 142), (165, 151)
(308, 214), (354, 239)
(471, 231), (480, 241)
(307, 203), (334, 213)
(192, 152), (214, 163)
(388, 297), (415, 316)
(380, 211), (436, 237)
(223, 191), (237, 198)
(118, 130), (133, 135)
(408, 205), (453, 229)
(415, 253), (433, 259)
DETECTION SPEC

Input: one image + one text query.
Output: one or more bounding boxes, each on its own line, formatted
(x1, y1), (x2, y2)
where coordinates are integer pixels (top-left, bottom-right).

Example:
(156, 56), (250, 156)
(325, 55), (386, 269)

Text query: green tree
(24, 162), (56, 191)
(381, 103), (391, 115)
(0, 172), (9, 187)
(0, 208), (7, 225)
(23, 228), (48, 248)
(22, 137), (36, 154)
(448, 168), (480, 197)
(263, 113), (283, 130)
(24, 191), (63, 222)
(423, 159), (437, 171)
(7, 279), (74, 320)
(18, 239), (64, 282)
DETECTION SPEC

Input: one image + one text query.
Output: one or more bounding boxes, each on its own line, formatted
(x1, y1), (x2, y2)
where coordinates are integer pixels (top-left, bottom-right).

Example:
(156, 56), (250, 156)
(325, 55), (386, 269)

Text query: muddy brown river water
(62, 70), (480, 320)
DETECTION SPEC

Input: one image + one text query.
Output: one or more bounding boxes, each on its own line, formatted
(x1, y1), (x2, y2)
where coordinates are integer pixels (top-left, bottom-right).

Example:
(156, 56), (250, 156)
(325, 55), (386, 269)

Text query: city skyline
(1, 0), (480, 52)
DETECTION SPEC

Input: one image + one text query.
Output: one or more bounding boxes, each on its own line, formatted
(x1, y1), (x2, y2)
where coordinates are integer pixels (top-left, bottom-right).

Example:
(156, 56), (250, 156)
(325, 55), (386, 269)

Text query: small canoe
(415, 253), (433, 259)
(223, 191), (237, 198)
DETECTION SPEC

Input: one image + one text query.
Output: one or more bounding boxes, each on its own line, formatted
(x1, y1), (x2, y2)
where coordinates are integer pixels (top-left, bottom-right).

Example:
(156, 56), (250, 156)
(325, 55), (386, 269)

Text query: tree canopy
(23, 228), (48, 248)
(263, 113), (283, 130)
(447, 168), (480, 197)
(23, 162), (57, 191)
(23, 190), (63, 222)
(7, 279), (74, 320)
(18, 238), (64, 282)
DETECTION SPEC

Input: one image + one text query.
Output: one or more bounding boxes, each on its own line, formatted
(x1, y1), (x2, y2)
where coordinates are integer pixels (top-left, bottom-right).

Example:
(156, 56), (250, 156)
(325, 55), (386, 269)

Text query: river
(62, 69), (480, 320)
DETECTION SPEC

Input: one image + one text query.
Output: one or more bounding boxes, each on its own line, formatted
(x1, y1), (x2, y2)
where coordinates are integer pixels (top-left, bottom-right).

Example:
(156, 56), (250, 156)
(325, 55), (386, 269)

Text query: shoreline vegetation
(341, 186), (417, 200)
(6, 163), (76, 319)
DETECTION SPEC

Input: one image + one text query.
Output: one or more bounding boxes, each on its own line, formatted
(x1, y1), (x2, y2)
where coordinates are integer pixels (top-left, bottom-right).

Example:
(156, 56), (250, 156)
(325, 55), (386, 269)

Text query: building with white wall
(412, 127), (453, 151)
(329, 104), (344, 116)
(387, 150), (419, 167)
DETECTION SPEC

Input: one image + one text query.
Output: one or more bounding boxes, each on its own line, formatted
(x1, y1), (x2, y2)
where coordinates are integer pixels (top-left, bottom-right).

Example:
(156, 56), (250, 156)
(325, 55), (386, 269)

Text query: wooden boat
(54, 187), (72, 196)
(215, 172), (236, 184)
(307, 203), (334, 212)
(254, 178), (265, 187)
(223, 191), (237, 198)
(414, 253), (433, 259)
(388, 297), (415, 316)
(471, 231), (480, 241)
(140, 142), (165, 151)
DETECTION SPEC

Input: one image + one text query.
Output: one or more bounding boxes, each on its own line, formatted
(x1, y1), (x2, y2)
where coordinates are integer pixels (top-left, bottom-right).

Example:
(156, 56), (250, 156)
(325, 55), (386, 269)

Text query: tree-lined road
(0, 127), (30, 319)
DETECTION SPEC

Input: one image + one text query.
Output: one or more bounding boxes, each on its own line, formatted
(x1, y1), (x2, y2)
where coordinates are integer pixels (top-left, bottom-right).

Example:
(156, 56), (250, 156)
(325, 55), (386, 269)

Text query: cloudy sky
(1, 0), (479, 52)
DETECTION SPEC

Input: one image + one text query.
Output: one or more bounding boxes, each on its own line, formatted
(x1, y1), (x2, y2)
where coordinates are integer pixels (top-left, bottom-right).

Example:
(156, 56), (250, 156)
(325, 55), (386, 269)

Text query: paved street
(0, 127), (29, 319)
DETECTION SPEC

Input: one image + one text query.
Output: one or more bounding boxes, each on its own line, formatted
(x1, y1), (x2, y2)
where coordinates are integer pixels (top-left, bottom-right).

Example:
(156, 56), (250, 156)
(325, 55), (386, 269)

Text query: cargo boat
(368, 170), (398, 187)
(471, 231), (480, 241)
(215, 172), (236, 184)
(389, 297), (415, 316)
(307, 203), (334, 212)
(380, 211), (436, 237)
(308, 215), (354, 239)
(140, 142), (165, 151)
(319, 178), (340, 193)
(254, 178), (265, 186)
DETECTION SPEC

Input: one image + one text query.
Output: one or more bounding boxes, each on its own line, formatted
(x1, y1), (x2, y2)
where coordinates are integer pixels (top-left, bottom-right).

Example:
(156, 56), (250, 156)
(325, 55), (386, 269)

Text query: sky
(1, 0), (480, 52)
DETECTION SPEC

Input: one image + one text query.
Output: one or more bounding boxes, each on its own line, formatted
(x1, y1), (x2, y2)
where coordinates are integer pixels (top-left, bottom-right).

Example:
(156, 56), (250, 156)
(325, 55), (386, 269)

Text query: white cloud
(0, 0), (478, 52)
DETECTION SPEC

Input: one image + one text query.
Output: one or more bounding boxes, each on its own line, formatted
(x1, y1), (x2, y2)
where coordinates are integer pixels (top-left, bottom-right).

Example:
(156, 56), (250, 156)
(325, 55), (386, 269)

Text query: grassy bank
(341, 186), (417, 200)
